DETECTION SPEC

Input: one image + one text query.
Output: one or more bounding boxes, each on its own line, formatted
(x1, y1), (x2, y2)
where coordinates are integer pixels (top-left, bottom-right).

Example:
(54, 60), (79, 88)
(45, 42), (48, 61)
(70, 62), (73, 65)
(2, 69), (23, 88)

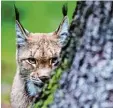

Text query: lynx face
(18, 32), (61, 82)
(15, 5), (69, 96)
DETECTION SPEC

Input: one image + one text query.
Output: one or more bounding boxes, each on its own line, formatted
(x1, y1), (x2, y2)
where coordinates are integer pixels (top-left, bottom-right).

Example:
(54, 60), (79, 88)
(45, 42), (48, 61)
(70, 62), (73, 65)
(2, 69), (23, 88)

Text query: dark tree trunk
(35, 1), (113, 108)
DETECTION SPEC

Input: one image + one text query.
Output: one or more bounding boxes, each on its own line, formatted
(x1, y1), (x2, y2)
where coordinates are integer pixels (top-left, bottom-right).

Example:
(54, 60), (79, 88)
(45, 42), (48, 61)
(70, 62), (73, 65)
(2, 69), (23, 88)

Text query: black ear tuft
(14, 4), (28, 36)
(14, 4), (30, 47)
(62, 3), (68, 17)
(14, 4), (20, 22)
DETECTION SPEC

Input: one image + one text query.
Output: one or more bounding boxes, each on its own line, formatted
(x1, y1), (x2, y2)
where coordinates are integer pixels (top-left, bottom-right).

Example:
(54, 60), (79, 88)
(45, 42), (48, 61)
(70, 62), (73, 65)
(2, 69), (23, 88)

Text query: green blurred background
(1, 1), (76, 106)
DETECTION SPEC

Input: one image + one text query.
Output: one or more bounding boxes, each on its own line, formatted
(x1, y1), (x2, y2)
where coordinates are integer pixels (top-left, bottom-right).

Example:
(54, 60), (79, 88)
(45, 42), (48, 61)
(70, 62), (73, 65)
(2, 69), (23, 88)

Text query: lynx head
(15, 4), (69, 90)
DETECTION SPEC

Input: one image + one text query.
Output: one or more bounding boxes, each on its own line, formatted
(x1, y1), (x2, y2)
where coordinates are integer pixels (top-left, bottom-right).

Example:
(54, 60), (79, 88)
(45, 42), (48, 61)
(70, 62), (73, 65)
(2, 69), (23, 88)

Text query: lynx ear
(56, 16), (69, 45)
(55, 4), (69, 45)
(14, 5), (29, 47)
(16, 21), (29, 46)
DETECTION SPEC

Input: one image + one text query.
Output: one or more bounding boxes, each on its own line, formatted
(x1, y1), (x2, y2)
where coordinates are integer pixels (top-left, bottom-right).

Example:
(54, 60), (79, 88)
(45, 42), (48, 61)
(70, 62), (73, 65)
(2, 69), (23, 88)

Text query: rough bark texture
(49, 1), (113, 108)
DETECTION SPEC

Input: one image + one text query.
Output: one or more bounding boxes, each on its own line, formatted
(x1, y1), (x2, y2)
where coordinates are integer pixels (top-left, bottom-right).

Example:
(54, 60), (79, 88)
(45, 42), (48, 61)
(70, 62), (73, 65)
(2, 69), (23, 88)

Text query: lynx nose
(39, 76), (50, 83)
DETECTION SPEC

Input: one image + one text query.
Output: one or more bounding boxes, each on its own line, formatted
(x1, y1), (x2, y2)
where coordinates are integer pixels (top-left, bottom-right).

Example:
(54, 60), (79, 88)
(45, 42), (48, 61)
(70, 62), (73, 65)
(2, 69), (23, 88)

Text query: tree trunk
(35, 1), (113, 108)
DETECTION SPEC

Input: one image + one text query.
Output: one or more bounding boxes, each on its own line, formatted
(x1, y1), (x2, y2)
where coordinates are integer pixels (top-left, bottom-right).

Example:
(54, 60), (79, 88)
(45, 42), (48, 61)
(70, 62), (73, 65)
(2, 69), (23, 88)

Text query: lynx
(11, 4), (69, 108)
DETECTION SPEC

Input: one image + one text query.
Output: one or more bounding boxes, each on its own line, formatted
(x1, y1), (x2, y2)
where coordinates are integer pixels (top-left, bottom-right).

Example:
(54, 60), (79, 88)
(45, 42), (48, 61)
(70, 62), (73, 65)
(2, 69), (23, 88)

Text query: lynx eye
(51, 57), (59, 66)
(27, 58), (36, 64)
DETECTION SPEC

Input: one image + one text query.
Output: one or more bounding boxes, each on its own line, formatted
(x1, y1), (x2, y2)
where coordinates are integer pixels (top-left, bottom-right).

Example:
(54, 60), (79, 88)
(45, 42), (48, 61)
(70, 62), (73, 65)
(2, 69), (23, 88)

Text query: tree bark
(35, 1), (113, 108)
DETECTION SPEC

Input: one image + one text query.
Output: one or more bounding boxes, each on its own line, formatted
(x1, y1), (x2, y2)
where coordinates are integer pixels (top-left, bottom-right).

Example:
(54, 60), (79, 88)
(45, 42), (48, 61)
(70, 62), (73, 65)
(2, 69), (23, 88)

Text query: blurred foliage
(34, 59), (70, 108)
(1, 1), (76, 106)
